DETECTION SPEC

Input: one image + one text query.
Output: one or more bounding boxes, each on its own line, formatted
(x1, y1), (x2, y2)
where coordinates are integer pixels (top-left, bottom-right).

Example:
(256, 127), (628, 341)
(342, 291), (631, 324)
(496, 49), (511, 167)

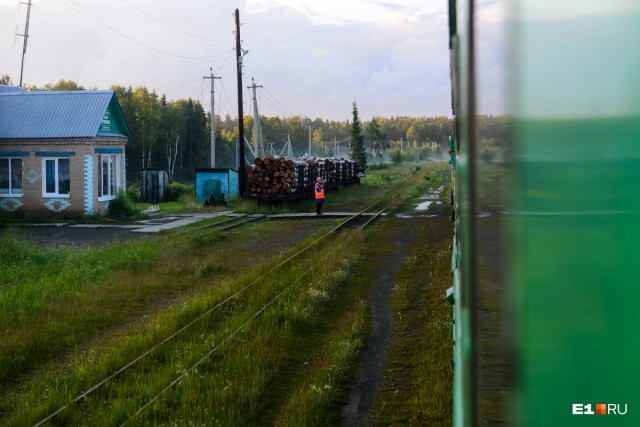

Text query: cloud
(476, 0), (509, 114)
(0, 0), (455, 121)
(245, 0), (443, 26)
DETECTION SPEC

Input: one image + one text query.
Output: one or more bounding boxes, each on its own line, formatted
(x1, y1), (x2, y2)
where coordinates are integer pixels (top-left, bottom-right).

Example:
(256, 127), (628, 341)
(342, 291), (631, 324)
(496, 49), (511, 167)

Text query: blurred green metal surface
(511, 1), (640, 425)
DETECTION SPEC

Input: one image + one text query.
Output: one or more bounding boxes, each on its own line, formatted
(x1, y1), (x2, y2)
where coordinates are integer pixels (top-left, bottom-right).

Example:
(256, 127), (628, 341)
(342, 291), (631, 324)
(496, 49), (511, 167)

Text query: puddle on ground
(415, 201), (433, 211)
(415, 200), (442, 211)
(395, 213), (414, 219)
(396, 187), (448, 218)
(395, 213), (439, 219)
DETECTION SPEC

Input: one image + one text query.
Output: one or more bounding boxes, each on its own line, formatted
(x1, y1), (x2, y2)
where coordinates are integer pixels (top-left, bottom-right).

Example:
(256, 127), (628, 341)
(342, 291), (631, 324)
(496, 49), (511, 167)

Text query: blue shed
(195, 168), (239, 202)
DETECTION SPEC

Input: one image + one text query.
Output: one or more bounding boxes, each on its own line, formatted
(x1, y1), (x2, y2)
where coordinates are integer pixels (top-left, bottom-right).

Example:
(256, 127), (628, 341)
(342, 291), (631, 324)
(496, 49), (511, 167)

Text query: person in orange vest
(314, 176), (325, 215)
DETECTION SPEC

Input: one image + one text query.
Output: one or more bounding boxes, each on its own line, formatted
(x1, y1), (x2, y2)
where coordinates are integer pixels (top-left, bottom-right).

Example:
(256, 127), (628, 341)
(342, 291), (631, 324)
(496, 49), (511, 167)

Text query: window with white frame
(42, 158), (71, 197)
(0, 158), (23, 196)
(98, 154), (119, 199)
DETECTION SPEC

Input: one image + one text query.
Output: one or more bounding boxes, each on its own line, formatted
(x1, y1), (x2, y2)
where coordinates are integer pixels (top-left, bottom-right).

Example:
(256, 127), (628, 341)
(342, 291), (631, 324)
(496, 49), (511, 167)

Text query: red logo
(596, 404), (607, 415)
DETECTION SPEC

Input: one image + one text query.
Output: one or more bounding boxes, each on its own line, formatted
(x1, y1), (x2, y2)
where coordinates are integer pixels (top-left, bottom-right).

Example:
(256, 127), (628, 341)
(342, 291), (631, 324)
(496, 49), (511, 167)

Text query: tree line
(2, 77), (509, 183)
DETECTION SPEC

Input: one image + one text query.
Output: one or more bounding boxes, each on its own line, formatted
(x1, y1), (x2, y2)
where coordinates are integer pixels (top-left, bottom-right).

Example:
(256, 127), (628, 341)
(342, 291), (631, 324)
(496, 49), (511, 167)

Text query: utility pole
(203, 67), (221, 168)
(235, 8), (246, 197)
(248, 78), (264, 158)
(305, 119), (313, 156)
(16, 0), (33, 87)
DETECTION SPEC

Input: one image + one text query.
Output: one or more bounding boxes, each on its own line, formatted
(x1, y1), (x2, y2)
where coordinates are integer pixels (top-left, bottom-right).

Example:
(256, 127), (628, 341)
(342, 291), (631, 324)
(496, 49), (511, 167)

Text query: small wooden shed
(141, 169), (168, 204)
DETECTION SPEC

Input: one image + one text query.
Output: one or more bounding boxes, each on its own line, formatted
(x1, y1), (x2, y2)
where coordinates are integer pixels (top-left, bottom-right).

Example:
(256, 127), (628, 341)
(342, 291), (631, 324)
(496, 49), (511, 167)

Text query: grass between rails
(371, 166), (454, 425)
(0, 218), (333, 393)
(1, 229), (369, 426)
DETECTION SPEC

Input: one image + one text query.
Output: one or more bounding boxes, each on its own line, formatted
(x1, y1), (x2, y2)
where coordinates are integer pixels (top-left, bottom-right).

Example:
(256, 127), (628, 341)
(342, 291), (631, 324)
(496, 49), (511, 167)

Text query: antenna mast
(17, 0), (33, 87)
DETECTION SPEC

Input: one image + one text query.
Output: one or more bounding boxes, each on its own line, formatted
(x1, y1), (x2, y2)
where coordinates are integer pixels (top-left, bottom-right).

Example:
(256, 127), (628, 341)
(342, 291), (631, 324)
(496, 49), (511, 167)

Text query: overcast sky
(0, 0), (505, 121)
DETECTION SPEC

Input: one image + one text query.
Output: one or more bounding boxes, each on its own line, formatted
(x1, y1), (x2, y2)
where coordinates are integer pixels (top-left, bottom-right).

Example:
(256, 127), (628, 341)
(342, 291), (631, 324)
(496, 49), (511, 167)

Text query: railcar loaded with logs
(245, 156), (359, 201)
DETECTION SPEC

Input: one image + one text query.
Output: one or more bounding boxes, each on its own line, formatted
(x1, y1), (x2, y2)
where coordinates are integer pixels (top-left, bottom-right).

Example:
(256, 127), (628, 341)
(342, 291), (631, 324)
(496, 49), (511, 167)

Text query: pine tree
(349, 100), (367, 168)
(367, 117), (387, 161)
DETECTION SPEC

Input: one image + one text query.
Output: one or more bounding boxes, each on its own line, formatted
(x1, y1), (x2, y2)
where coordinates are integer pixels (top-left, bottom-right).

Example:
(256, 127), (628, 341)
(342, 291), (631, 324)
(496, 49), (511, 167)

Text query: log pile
(246, 156), (304, 195)
(246, 156), (359, 199)
(304, 157), (357, 189)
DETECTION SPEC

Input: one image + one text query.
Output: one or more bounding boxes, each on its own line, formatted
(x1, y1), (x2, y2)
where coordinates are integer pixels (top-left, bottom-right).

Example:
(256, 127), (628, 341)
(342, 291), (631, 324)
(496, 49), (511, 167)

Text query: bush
(391, 147), (403, 164)
(126, 183), (141, 203)
(107, 190), (137, 218)
(167, 183), (194, 202)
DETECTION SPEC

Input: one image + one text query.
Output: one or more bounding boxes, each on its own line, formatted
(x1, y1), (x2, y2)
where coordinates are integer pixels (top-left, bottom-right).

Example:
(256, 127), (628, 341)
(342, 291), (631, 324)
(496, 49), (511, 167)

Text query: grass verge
(0, 218), (332, 393)
(1, 229), (369, 426)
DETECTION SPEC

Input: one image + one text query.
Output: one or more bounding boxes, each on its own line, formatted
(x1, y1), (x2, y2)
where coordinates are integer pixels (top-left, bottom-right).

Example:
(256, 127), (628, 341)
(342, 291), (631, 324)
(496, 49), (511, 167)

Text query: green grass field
(0, 161), (453, 425)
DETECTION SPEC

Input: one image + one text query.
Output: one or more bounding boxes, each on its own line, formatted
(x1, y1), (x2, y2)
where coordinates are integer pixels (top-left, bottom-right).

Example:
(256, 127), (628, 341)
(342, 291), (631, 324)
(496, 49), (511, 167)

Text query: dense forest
(4, 77), (509, 184)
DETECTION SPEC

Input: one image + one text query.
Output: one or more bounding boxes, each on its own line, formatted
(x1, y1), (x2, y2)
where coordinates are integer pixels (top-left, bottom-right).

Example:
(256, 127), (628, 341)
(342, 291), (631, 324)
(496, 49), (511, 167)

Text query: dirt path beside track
(341, 184), (453, 426)
(340, 218), (417, 426)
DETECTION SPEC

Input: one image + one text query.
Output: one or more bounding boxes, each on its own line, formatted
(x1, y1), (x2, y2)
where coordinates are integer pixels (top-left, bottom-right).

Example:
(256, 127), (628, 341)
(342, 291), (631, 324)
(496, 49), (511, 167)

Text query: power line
(258, 92), (291, 117)
(260, 95), (288, 117)
(214, 79), (231, 120)
(122, 0), (232, 43)
(218, 79), (236, 119)
(262, 87), (294, 116)
(44, 2), (228, 69)
(214, 48), (235, 74)
(163, 77), (202, 95)
(64, 0), (226, 60)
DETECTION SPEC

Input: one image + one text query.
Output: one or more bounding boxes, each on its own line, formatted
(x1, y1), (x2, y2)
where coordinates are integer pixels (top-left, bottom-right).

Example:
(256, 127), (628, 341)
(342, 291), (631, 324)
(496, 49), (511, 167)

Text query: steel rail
(120, 267), (315, 426)
(162, 214), (247, 239)
(120, 211), (389, 424)
(34, 196), (392, 425)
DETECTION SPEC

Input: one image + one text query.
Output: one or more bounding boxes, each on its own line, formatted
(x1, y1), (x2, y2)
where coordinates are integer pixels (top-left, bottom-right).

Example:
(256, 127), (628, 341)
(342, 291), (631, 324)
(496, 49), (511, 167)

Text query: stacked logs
(246, 156), (304, 194)
(246, 156), (358, 198)
(304, 157), (356, 189)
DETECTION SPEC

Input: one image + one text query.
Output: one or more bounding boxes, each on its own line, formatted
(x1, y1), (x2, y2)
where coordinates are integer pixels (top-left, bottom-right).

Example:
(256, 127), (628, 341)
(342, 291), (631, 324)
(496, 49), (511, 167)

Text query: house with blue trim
(0, 86), (130, 215)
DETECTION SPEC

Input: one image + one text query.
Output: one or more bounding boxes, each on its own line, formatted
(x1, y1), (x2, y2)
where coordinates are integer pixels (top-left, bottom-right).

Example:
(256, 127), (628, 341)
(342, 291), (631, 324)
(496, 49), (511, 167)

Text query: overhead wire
(163, 77), (203, 96)
(262, 86), (294, 116)
(214, 48), (236, 75)
(258, 91), (291, 117)
(214, 80), (228, 122)
(43, 1), (234, 107)
(43, 2), (211, 68)
(64, 0), (229, 60)
(219, 79), (236, 120)
(121, 0), (232, 43)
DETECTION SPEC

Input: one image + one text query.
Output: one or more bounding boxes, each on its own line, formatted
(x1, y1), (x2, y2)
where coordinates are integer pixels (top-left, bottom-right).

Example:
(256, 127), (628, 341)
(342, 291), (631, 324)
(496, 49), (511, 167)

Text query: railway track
(33, 202), (389, 426)
(158, 213), (265, 240)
